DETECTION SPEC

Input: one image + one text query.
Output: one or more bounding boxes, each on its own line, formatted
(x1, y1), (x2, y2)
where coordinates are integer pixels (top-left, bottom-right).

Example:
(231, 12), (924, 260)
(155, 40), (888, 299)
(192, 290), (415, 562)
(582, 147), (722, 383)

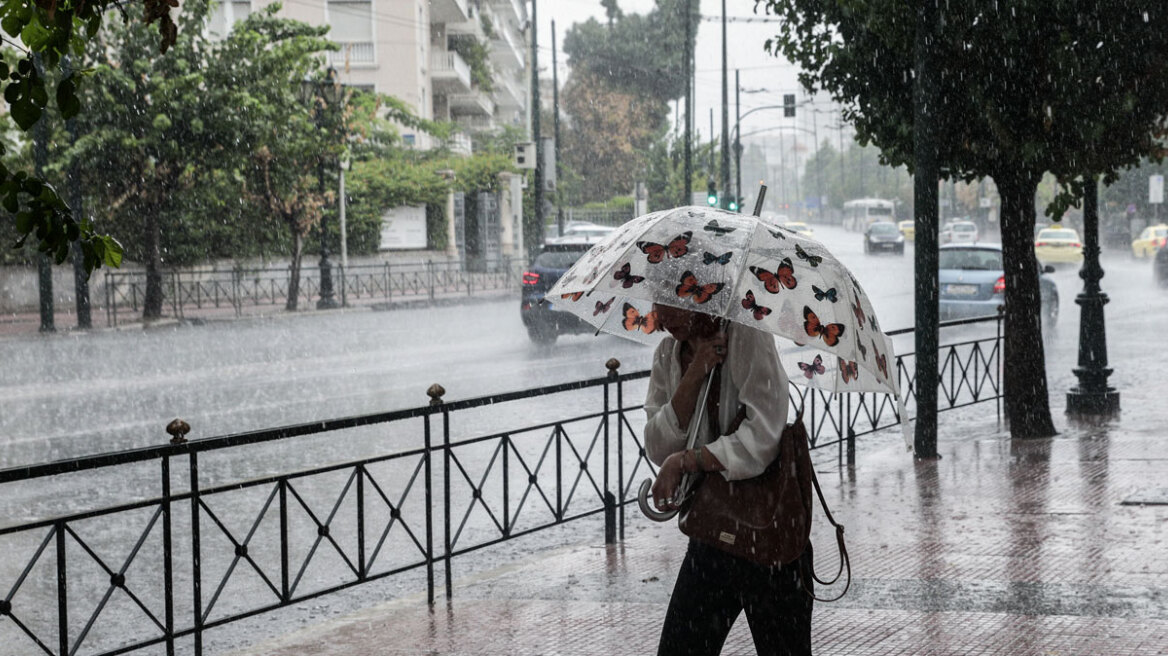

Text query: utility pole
(813, 107), (821, 221)
(719, 0), (730, 210)
(552, 20), (564, 235)
(912, 0), (940, 458)
(683, 0), (692, 205)
(531, 0), (544, 249)
(709, 108), (714, 174)
(734, 68), (742, 212)
(32, 52), (53, 333)
(64, 55), (91, 329)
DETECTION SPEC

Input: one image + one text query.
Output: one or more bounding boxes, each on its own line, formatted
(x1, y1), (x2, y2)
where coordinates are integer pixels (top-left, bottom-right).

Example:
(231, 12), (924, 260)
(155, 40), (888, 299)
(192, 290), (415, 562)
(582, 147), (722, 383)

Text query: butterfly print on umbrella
(813, 285), (839, 303)
(561, 291), (584, 302)
(637, 232), (691, 264)
(612, 262), (646, 289)
(839, 358), (860, 383)
(872, 341), (889, 379)
(594, 297), (615, 316)
(856, 340), (868, 361)
(676, 271), (725, 304)
(868, 314), (880, 332)
(803, 306), (846, 347)
(851, 297), (866, 329)
(622, 304), (658, 334)
(767, 229), (787, 240)
(794, 243), (823, 267)
(797, 355), (826, 379)
(703, 220), (736, 236)
(741, 290), (772, 320)
(749, 258), (798, 294)
(702, 251), (733, 266)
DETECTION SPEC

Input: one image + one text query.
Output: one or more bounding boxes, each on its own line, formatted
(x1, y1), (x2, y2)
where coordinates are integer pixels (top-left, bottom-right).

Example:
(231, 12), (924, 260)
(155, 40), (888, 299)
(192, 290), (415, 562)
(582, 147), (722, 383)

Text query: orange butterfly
(839, 358), (860, 383)
(872, 341), (889, 379)
(851, 297), (865, 328)
(676, 271), (725, 305)
(741, 290), (772, 320)
(749, 258), (798, 294)
(803, 306), (846, 347)
(622, 303), (659, 334)
(561, 291), (584, 302)
(637, 231), (691, 264)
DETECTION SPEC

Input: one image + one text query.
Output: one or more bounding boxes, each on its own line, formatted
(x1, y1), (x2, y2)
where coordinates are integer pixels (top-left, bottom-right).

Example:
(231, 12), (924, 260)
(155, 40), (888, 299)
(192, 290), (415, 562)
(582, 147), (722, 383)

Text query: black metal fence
(0, 316), (1001, 656)
(103, 260), (521, 326)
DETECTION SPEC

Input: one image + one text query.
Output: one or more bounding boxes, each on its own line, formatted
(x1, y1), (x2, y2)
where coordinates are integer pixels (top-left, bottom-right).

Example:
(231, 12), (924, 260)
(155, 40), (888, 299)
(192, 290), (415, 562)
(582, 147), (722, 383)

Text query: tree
(763, 0), (1168, 437)
(70, 1), (332, 318)
(2, 0), (180, 274)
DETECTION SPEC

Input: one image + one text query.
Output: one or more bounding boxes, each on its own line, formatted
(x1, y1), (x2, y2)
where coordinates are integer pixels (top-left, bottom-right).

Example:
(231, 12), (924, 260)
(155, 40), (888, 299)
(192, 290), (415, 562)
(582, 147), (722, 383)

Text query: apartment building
(209, 0), (530, 154)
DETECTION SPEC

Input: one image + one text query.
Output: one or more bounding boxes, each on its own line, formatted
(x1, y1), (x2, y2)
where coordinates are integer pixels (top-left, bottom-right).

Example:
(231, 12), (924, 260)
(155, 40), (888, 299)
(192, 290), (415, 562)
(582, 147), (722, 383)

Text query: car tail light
(1071, 242), (1082, 249)
(993, 276), (1006, 294)
(1035, 242), (1049, 247)
(522, 271), (540, 285)
(1159, 237), (1167, 248)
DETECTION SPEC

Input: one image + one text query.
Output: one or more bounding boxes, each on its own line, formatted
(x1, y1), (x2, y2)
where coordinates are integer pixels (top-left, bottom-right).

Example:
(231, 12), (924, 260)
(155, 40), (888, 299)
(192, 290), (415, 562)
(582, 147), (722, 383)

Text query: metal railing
(0, 316), (1000, 656)
(102, 260), (520, 326)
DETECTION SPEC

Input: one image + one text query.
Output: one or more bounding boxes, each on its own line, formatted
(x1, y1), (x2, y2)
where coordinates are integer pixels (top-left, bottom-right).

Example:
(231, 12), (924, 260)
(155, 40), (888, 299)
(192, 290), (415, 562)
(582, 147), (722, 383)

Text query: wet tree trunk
(286, 232), (303, 311)
(996, 170), (1057, 438)
(143, 209), (164, 321)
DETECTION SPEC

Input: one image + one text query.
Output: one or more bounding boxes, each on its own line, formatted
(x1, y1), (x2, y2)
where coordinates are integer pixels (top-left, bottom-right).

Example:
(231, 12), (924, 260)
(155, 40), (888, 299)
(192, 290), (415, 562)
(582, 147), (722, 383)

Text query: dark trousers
(656, 540), (813, 656)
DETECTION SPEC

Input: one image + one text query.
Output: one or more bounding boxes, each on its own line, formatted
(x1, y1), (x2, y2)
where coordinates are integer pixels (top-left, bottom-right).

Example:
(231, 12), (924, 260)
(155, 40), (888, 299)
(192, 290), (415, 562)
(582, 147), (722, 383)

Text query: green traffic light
(707, 195), (717, 206)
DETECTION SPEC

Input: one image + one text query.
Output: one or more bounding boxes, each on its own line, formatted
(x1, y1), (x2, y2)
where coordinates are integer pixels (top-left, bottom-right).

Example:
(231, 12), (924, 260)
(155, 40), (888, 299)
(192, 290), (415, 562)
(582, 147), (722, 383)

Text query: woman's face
(652, 303), (717, 342)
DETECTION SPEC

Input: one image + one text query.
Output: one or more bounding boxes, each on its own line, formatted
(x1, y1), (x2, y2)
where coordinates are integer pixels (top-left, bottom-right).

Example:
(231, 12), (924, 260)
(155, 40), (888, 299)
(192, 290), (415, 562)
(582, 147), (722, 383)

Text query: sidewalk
(233, 403), (1168, 655)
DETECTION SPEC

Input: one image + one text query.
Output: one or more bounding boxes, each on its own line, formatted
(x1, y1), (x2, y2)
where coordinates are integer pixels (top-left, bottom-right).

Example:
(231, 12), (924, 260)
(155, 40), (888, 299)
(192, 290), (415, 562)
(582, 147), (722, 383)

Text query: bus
(843, 198), (896, 232)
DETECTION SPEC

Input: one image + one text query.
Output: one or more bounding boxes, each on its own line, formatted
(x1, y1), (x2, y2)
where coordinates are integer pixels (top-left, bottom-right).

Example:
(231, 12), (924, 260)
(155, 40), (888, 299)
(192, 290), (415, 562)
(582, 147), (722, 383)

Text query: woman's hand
(683, 332), (728, 381)
(650, 451), (687, 510)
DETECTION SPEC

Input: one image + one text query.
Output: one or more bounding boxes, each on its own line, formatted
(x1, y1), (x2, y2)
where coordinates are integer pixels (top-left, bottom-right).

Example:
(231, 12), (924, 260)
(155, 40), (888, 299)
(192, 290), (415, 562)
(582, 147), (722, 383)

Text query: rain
(2, 1), (1168, 655)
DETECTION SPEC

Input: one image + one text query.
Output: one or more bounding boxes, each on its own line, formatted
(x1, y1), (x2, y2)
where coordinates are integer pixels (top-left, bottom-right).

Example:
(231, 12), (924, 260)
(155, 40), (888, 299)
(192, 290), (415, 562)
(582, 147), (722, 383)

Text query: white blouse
(643, 323), (790, 481)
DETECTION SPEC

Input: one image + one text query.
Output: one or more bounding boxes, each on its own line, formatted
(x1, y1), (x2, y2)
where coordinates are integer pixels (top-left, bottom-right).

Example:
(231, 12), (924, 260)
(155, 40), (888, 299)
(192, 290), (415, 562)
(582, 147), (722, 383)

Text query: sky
(533, 0), (843, 147)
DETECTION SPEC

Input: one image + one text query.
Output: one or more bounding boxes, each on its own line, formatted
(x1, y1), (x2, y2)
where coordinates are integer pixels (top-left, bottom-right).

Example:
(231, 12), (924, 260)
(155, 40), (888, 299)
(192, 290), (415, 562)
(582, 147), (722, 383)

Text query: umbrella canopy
(546, 206), (901, 400)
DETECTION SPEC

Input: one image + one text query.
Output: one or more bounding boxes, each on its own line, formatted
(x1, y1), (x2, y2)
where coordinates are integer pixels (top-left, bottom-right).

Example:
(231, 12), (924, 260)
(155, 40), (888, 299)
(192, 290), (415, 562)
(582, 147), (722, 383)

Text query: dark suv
(520, 242), (595, 343)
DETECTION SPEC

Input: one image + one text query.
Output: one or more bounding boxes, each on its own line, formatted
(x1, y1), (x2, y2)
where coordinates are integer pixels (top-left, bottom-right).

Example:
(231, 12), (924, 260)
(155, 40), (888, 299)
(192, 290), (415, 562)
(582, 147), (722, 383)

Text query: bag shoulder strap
(791, 410), (851, 603)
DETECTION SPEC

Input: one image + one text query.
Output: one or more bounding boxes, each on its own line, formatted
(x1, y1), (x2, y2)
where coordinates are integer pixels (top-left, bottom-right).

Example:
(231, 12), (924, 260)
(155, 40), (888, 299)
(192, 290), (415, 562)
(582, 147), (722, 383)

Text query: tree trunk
(996, 171), (1057, 438)
(143, 209), (164, 321)
(286, 231), (303, 311)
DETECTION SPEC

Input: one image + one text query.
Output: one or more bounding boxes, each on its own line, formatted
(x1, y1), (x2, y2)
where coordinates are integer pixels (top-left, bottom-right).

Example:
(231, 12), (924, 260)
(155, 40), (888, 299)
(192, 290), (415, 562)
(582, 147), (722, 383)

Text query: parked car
(938, 244), (1059, 326)
(897, 219), (916, 241)
(1155, 245), (1168, 288)
(520, 241), (596, 344)
(1033, 226), (1084, 266)
(863, 221), (906, 255)
(1131, 224), (1168, 258)
(782, 221), (814, 237)
(940, 220), (979, 245)
(550, 223), (616, 244)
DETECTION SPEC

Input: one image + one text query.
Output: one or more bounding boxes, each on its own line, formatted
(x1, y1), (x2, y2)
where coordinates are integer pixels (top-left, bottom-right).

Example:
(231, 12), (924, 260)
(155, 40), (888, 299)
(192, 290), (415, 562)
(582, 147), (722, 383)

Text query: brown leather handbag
(677, 371), (850, 600)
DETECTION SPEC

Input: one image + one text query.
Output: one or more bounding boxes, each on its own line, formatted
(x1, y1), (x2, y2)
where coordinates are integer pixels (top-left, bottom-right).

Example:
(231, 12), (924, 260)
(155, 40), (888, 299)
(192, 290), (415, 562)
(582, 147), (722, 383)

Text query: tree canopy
(761, 0), (1168, 437)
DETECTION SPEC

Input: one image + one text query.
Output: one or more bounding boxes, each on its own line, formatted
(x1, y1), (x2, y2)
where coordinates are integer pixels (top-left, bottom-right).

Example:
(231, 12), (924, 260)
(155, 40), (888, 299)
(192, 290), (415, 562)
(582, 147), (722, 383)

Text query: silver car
(938, 244), (1059, 326)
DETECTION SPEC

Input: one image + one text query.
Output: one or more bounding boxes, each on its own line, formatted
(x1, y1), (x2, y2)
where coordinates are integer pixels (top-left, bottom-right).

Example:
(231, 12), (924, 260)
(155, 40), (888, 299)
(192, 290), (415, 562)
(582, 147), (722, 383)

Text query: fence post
(162, 420), (188, 656)
(104, 271), (114, 327)
(606, 358), (621, 543)
(171, 270), (180, 319)
(55, 519), (68, 656)
(384, 262), (390, 303)
(607, 354), (626, 539)
(428, 260), (436, 302)
(339, 264), (347, 307)
(189, 450), (203, 655)
(427, 383), (452, 600)
(232, 267), (242, 318)
(423, 400), (436, 605)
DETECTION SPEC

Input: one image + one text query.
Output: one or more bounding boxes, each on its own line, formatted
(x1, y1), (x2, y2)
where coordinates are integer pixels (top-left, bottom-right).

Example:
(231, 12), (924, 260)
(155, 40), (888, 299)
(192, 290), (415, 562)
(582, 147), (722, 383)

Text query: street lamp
(298, 66), (343, 310)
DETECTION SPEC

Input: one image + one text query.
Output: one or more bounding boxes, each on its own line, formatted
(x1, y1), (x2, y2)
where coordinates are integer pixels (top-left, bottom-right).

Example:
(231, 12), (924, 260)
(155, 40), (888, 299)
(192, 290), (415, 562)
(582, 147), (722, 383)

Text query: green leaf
(56, 77), (81, 119)
(54, 241), (69, 264)
(101, 236), (124, 268)
(15, 211), (33, 233)
(1, 13), (24, 39)
(9, 98), (41, 129)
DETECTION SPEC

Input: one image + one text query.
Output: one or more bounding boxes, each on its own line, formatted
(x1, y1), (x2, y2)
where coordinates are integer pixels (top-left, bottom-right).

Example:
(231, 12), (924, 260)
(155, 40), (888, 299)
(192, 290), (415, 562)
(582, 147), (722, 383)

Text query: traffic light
(706, 179), (718, 207)
(727, 195), (739, 212)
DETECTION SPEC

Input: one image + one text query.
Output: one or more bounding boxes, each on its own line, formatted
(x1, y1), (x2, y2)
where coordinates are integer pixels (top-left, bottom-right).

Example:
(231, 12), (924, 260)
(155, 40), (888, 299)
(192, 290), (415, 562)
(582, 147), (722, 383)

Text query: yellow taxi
(783, 221), (814, 238)
(1131, 224), (1168, 258)
(897, 220), (915, 241)
(1034, 225), (1083, 265)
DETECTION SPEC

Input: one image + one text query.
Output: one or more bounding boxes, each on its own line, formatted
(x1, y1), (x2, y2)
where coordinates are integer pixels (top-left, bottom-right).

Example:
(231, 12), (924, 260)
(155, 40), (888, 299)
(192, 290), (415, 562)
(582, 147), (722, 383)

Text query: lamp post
(1066, 176), (1119, 415)
(299, 67), (342, 310)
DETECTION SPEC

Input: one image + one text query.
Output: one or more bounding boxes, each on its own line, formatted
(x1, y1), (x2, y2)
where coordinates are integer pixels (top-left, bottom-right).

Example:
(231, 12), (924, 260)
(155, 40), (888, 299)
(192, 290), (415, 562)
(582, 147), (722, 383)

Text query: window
(329, 0), (373, 62)
(207, 0), (252, 38)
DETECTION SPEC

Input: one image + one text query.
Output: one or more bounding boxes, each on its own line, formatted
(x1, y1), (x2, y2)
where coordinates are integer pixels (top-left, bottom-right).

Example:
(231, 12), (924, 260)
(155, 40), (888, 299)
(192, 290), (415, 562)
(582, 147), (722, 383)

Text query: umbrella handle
(637, 478), (679, 521)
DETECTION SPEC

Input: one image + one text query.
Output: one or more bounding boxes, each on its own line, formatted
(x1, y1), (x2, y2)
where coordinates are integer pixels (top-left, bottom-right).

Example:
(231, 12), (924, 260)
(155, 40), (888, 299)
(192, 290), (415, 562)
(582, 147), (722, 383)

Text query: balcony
(429, 0), (469, 25)
(430, 50), (472, 94)
(487, 0), (526, 27)
(454, 114), (498, 133)
(328, 42), (375, 68)
(447, 131), (473, 156)
(489, 21), (525, 72)
(448, 90), (495, 117)
(446, 1), (486, 39)
(492, 75), (524, 109)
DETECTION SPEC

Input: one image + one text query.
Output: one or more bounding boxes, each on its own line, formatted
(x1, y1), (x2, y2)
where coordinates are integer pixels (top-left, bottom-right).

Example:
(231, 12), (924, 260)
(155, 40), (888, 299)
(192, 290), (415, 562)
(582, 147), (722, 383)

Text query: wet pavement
(230, 399), (1168, 655)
